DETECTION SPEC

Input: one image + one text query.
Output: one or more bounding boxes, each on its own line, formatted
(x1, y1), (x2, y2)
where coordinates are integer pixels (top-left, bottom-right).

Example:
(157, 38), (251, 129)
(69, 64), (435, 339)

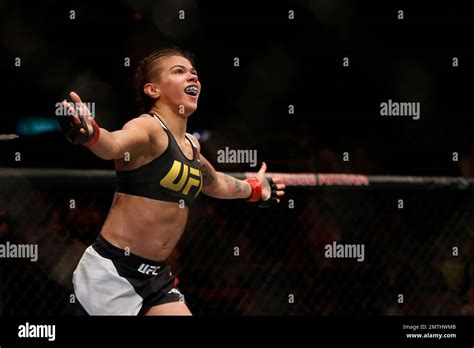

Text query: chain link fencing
(0, 170), (473, 316)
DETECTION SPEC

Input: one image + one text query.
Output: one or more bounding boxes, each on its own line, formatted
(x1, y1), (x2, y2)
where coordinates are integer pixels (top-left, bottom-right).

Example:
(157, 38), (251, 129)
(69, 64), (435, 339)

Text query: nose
(187, 72), (198, 83)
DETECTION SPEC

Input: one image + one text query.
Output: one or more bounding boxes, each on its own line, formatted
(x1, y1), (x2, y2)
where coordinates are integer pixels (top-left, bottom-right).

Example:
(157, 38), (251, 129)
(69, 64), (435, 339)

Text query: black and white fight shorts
(72, 233), (184, 315)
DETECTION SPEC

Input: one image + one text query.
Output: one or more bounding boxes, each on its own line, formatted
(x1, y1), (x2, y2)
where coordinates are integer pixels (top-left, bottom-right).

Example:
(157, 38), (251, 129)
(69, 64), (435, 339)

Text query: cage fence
(0, 169), (473, 316)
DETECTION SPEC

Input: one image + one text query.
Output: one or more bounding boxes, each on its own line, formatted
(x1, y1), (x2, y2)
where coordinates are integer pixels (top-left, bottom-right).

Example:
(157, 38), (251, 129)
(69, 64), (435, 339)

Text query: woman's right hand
(58, 91), (98, 145)
(61, 91), (94, 135)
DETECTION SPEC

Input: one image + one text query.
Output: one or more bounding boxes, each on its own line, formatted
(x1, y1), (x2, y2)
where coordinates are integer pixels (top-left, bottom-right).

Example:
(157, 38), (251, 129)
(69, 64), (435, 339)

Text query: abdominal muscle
(100, 192), (189, 261)
(99, 118), (193, 261)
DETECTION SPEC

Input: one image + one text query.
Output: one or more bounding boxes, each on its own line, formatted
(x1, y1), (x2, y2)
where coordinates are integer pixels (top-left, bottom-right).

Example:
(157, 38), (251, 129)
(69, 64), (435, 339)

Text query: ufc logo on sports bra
(160, 160), (202, 197)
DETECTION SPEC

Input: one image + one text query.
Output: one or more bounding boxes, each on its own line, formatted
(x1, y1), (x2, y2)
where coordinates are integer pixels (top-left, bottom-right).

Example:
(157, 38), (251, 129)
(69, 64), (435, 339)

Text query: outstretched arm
(195, 146), (285, 202)
(58, 91), (150, 161)
(200, 155), (252, 199)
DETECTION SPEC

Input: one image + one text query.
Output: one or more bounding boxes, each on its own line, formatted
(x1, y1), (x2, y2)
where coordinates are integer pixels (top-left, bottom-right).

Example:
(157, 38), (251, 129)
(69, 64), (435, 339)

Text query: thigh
(145, 301), (192, 316)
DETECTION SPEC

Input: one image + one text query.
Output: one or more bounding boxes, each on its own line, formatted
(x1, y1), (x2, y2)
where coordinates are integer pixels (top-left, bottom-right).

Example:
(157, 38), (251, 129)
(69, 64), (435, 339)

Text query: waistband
(92, 233), (168, 270)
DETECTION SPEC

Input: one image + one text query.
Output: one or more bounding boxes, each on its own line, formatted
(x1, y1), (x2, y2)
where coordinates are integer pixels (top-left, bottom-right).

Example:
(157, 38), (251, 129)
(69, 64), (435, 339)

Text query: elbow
(99, 153), (116, 161)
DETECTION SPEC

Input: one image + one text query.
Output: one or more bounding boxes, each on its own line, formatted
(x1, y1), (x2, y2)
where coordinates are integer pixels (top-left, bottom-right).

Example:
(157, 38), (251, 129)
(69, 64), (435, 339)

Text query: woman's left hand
(256, 162), (286, 203)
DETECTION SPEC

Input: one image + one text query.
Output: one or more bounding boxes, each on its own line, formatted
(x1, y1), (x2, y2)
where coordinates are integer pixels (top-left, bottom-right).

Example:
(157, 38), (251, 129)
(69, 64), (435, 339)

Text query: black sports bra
(115, 113), (202, 206)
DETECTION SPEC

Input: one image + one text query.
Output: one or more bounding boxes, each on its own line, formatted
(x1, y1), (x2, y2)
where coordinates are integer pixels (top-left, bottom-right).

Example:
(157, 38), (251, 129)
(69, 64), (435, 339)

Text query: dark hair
(134, 47), (196, 112)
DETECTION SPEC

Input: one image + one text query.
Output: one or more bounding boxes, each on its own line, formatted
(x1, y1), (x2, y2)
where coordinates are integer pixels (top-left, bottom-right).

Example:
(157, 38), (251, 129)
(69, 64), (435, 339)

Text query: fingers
(272, 178), (286, 189)
(257, 162), (267, 177)
(63, 91), (92, 133)
(61, 100), (80, 125)
(270, 179), (285, 196)
(61, 98), (89, 134)
(256, 165), (288, 205)
(69, 91), (83, 104)
(272, 179), (285, 202)
(70, 92), (91, 119)
(77, 103), (91, 119)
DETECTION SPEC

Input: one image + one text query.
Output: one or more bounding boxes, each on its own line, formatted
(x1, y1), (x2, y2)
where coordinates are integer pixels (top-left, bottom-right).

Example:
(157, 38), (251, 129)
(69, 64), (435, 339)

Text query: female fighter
(58, 47), (285, 315)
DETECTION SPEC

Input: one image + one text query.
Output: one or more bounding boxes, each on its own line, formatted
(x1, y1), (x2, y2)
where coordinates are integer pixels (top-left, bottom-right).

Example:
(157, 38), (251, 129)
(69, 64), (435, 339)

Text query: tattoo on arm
(223, 174), (240, 194)
(222, 174), (250, 197)
(199, 156), (250, 198)
(201, 163), (216, 187)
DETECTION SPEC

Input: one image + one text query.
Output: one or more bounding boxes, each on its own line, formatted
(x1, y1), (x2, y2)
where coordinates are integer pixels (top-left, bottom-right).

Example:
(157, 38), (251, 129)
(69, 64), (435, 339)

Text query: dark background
(1, 0), (474, 329)
(1, 0), (473, 175)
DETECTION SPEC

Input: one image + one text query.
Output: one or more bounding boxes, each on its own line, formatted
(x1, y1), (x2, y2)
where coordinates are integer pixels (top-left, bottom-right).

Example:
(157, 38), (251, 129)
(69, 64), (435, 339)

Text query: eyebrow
(169, 65), (197, 73)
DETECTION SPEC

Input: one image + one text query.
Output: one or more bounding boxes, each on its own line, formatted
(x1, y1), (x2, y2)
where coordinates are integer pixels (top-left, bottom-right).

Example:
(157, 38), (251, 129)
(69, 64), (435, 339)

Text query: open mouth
(184, 85), (199, 96)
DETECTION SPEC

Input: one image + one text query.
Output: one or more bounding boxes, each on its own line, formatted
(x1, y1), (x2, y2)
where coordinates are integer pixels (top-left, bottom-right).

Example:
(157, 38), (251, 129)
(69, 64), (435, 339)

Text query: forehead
(159, 55), (194, 69)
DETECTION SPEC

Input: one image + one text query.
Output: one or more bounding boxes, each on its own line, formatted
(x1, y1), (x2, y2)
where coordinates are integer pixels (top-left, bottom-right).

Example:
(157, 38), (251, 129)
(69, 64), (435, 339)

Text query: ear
(143, 83), (160, 99)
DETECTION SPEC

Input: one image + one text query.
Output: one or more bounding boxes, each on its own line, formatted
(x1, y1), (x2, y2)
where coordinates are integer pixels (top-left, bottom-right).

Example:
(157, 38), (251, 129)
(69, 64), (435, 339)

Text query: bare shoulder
(122, 114), (166, 142)
(122, 114), (159, 130)
(186, 132), (201, 152)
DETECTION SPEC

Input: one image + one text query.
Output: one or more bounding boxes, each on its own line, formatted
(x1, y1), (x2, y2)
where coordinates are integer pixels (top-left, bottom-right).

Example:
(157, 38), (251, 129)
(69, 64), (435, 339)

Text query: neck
(150, 104), (187, 141)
